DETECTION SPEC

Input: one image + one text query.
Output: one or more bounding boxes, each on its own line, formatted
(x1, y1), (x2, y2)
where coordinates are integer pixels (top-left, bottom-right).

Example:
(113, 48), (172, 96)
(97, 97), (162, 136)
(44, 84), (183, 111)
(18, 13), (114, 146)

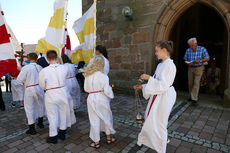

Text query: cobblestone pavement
(0, 89), (230, 153)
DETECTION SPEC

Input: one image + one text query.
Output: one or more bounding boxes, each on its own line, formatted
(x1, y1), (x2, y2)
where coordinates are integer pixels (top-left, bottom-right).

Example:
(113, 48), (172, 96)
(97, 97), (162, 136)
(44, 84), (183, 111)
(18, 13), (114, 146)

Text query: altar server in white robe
(134, 41), (177, 153)
(61, 54), (81, 109)
(17, 53), (46, 135)
(89, 45), (110, 75)
(11, 77), (24, 108)
(82, 55), (115, 149)
(39, 50), (76, 144)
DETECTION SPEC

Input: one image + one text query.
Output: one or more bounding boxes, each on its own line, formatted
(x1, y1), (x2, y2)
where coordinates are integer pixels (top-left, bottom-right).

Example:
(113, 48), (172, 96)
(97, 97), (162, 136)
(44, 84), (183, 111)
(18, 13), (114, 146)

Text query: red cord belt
(46, 86), (64, 91)
(86, 90), (104, 99)
(26, 84), (39, 88)
(67, 76), (75, 79)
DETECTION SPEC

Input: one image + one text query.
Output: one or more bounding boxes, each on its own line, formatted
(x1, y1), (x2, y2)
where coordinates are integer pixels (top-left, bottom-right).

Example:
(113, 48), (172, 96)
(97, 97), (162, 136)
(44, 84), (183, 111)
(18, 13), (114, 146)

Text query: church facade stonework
(83, 0), (230, 105)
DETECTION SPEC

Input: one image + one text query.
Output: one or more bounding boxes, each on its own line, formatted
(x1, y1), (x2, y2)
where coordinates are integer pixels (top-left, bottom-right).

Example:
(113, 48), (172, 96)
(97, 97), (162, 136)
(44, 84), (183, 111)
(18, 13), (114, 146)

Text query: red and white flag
(61, 24), (71, 59)
(0, 5), (19, 77)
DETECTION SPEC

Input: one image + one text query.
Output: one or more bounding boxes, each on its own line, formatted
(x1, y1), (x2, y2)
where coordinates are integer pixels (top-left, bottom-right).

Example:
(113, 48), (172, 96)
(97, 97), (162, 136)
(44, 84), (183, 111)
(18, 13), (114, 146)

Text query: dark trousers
(0, 86), (5, 110)
(5, 78), (11, 92)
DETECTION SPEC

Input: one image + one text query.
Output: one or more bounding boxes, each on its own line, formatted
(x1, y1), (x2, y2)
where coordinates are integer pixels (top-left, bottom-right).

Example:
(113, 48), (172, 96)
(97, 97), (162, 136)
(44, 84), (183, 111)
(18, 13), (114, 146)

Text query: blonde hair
(80, 55), (105, 77)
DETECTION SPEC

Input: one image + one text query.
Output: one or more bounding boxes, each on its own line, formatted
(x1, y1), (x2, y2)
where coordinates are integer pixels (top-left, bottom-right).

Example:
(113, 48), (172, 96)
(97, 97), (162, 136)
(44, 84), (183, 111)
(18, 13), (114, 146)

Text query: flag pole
(59, 1), (68, 58)
(93, 0), (97, 56)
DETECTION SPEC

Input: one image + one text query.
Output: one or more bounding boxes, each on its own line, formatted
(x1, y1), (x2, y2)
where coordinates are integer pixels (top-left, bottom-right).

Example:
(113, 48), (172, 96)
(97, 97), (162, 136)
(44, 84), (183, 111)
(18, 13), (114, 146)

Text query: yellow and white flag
(72, 1), (96, 64)
(35, 0), (68, 57)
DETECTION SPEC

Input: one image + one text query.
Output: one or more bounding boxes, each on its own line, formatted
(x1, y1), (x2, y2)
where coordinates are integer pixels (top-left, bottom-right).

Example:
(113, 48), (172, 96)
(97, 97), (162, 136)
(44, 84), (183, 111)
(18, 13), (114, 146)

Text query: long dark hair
(61, 54), (72, 64)
(96, 45), (108, 59)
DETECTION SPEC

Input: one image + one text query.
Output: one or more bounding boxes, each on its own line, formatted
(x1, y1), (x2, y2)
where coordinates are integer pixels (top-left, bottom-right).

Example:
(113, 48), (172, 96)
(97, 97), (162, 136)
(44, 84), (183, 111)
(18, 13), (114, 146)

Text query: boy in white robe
(39, 50), (76, 144)
(17, 53), (46, 135)
(61, 54), (81, 110)
(81, 55), (115, 149)
(134, 41), (176, 153)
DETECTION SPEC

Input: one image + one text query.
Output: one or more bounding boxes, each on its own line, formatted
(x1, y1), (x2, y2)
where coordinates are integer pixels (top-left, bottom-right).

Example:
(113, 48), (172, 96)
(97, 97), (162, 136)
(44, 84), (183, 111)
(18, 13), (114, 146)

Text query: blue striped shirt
(184, 46), (209, 66)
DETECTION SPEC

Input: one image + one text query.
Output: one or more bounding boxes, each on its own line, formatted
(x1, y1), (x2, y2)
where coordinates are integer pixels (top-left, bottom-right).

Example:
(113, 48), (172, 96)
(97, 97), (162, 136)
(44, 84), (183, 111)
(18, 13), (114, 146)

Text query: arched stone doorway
(153, 0), (230, 94)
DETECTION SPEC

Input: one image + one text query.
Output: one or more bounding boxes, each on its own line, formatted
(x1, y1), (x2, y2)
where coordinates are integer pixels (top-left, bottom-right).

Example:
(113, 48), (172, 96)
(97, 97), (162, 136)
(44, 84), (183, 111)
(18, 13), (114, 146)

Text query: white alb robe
(137, 59), (177, 153)
(84, 71), (115, 142)
(11, 79), (24, 101)
(17, 63), (46, 125)
(89, 56), (110, 75)
(103, 56), (110, 75)
(64, 63), (81, 108)
(39, 64), (76, 137)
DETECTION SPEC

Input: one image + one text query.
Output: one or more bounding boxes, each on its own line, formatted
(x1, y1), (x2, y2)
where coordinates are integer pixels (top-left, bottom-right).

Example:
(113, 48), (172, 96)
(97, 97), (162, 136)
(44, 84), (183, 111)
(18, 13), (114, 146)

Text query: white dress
(137, 59), (177, 153)
(64, 63), (81, 108)
(17, 63), (46, 125)
(84, 71), (115, 142)
(39, 64), (76, 137)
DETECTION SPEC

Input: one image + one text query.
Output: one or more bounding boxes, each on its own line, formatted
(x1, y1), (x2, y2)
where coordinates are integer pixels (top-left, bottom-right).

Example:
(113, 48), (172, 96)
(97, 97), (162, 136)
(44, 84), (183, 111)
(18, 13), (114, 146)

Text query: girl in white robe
(17, 53), (46, 135)
(39, 50), (76, 144)
(81, 55), (115, 149)
(134, 41), (176, 153)
(61, 54), (81, 109)
(89, 45), (110, 75)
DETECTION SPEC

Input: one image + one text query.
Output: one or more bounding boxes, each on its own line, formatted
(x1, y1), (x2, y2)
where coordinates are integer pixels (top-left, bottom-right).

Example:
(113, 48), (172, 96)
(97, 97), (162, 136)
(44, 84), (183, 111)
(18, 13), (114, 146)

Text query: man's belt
(190, 65), (203, 67)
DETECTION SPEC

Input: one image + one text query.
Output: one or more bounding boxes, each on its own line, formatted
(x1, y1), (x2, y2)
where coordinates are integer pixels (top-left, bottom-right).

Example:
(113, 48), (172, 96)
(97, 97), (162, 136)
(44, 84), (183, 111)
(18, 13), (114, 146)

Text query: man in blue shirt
(184, 38), (210, 105)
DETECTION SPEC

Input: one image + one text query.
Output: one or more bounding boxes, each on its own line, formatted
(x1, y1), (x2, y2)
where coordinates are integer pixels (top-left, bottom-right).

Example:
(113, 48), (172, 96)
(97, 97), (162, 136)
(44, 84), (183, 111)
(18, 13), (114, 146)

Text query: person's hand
(194, 59), (201, 63)
(140, 74), (150, 80)
(133, 85), (143, 90)
(188, 63), (193, 66)
(17, 66), (21, 71)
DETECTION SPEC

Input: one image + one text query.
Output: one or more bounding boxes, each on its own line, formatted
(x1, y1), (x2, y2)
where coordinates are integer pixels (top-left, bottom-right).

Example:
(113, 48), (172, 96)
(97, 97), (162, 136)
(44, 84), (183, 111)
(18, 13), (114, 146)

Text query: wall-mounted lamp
(122, 6), (133, 21)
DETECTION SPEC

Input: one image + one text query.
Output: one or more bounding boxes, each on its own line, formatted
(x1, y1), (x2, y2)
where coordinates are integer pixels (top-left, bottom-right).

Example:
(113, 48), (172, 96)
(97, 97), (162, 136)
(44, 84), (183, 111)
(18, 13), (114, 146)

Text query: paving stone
(192, 145), (207, 153)
(169, 138), (181, 147)
(3, 147), (18, 153)
(207, 148), (222, 153)
(175, 146), (190, 153)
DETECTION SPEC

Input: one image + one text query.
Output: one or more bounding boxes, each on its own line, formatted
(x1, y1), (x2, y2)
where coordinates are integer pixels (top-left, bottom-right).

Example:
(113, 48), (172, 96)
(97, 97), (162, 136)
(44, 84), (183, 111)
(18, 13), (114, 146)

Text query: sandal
(89, 141), (100, 149)
(106, 135), (116, 144)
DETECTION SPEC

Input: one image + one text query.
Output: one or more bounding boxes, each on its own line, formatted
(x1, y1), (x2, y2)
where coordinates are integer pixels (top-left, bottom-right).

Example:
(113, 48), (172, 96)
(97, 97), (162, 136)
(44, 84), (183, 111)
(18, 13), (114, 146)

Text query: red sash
(86, 90), (104, 99)
(67, 76), (75, 79)
(26, 84), (39, 88)
(46, 86), (64, 91)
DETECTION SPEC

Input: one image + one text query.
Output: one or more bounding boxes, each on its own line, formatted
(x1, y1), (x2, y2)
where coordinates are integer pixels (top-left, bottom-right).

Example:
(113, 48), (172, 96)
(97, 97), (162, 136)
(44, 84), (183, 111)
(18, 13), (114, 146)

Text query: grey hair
(187, 37), (197, 44)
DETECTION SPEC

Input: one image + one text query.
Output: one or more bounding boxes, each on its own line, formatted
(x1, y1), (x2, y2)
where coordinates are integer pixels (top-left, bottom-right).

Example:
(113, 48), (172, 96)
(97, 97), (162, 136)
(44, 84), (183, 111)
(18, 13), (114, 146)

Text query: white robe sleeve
(17, 67), (26, 84)
(39, 70), (46, 90)
(101, 75), (114, 99)
(142, 84), (151, 100)
(143, 65), (172, 96)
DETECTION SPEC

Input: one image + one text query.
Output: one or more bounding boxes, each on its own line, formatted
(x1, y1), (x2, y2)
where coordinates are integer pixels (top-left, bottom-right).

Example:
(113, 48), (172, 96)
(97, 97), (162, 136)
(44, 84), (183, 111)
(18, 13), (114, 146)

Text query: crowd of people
(0, 39), (220, 152)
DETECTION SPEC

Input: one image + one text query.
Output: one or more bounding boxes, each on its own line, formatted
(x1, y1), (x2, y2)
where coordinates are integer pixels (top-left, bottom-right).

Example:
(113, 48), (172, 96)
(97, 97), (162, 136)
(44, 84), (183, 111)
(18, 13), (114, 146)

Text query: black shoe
(58, 130), (66, 140)
(37, 117), (44, 128)
(26, 124), (37, 135)
(46, 136), (58, 144)
(187, 98), (192, 102)
(191, 100), (198, 106)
